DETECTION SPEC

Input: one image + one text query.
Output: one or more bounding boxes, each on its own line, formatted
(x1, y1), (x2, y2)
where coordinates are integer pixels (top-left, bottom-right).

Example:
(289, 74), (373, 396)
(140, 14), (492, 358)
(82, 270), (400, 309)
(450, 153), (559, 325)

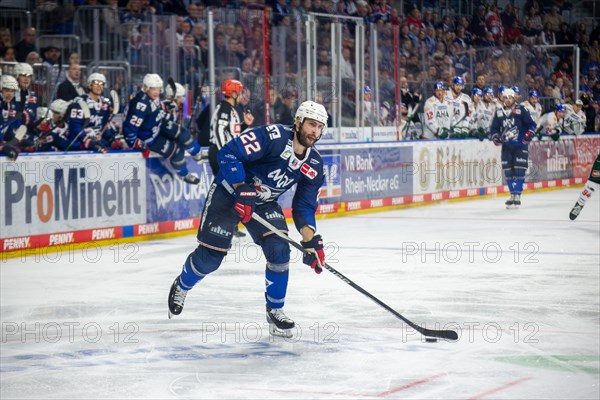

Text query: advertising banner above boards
(1, 152), (147, 239)
(1, 135), (597, 254)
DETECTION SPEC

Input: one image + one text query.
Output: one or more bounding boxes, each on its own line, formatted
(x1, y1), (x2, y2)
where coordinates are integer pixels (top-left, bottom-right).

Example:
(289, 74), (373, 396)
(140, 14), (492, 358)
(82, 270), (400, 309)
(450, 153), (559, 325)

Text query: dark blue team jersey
(216, 124), (324, 232)
(490, 105), (537, 148)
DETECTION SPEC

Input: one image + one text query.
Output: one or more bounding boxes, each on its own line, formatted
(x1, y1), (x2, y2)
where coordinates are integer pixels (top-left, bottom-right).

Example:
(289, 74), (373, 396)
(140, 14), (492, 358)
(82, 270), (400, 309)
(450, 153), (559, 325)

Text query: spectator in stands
(524, 6), (543, 32)
(485, 5), (503, 41)
(504, 20), (522, 45)
(470, 5), (487, 42)
(56, 63), (84, 102)
(500, 4), (518, 29)
(455, 25), (470, 50)
(273, 87), (297, 125)
(0, 28), (12, 57)
(556, 22), (574, 45)
(214, 32), (228, 68)
(1, 47), (16, 63)
(522, 17), (541, 45)
(25, 51), (41, 66)
(540, 22), (557, 46)
(273, 0), (290, 26)
(179, 34), (201, 88)
(543, 6), (563, 32)
(14, 27), (37, 63)
(552, 77), (566, 104)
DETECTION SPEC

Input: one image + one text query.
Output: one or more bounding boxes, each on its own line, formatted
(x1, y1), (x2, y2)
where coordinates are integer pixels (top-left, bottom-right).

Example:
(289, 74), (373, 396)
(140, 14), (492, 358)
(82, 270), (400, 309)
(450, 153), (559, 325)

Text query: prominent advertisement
(412, 141), (502, 194)
(145, 157), (213, 222)
(571, 136), (600, 179)
(528, 139), (574, 181)
(341, 146), (413, 201)
(1, 153), (146, 239)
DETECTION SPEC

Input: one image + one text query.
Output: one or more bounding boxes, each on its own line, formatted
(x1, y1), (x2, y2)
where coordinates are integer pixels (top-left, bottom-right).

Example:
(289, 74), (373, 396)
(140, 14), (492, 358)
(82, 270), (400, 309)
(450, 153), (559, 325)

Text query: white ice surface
(1, 188), (599, 399)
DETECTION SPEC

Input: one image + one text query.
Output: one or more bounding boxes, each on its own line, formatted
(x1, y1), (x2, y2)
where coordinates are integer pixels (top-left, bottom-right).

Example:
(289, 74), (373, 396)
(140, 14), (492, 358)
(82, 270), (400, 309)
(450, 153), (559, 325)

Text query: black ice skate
(183, 173), (200, 184)
(266, 306), (295, 338)
(168, 277), (188, 319)
(569, 201), (584, 220)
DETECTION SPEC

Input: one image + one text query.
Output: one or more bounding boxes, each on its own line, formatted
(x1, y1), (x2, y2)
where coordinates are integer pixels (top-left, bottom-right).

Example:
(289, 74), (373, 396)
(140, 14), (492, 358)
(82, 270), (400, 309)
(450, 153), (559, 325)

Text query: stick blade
(422, 328), (458, 341)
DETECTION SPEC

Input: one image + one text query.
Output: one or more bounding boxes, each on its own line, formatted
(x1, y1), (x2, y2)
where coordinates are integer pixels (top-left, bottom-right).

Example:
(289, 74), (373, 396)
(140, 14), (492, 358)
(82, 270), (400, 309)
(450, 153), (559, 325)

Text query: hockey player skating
(123, 73), (200, 184)
(423, 81), (451, 139)
(489, 88), (537, 208)
(168, 100), (328, 338)
(569, 152), (600, 220)
(562, 99), (586, 136)
(209, 79), (254, 238)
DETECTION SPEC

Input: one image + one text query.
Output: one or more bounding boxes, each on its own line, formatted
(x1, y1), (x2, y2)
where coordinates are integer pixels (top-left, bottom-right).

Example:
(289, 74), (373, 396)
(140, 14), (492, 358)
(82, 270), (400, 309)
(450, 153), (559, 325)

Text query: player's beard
(296, 123), (320, 148)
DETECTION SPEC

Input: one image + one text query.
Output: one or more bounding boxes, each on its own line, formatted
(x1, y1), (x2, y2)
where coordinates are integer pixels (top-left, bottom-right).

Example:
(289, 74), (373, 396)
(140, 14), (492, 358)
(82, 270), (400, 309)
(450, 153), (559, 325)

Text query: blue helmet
(453, 76), (464, 85)
(555, 103), (566, 113)
(483, 87), (494, 96)
(498, 85), (507, 95)
(472, 88), (483, 97)
(512, 85), (520, 94)
(434, 81), (446, 90)
(364, 85), (372, 94)
(528, 90), (539, 98)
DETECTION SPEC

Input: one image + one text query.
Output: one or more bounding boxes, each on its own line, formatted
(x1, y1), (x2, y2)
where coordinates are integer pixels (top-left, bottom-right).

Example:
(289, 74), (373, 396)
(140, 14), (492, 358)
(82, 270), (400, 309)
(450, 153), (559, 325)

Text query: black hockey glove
(233, 183), (257, 224)
(301, 234), (325, 274)
(1, 144), (19, 161)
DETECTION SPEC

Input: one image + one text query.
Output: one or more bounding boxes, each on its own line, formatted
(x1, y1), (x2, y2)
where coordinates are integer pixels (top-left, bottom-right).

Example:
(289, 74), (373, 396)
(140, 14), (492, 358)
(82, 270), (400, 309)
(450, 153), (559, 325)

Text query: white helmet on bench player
(143, 73), (163, 89)
(165, 82), (186, 98)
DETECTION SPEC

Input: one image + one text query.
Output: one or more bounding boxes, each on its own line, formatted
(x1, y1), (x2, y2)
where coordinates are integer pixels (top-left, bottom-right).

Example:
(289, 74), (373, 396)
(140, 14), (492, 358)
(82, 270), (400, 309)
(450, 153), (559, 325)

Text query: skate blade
(269, 324), (293, 338)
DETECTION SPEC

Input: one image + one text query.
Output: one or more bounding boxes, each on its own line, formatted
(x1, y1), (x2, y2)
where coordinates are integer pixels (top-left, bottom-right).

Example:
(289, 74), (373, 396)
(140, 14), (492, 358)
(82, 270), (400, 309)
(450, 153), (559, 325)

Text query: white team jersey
(444, 90), (472, 129)
(471, 100), (496, 132)
(423, 95), (451, 138)
(537, 111), (563, 136)
(562, 105), (586, 135)
(521, 100), (542, 125)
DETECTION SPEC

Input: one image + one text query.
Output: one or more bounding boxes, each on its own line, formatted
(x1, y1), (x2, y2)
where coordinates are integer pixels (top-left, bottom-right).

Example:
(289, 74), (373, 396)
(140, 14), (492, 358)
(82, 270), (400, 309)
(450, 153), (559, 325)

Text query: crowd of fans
(1, 0), (599, 138)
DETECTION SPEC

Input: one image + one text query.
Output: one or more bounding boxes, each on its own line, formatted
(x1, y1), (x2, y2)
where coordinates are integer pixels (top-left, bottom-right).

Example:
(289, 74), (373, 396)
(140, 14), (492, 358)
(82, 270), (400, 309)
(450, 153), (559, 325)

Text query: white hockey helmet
(1, 75), (18, 91)
(36, 106), (50, 120)
(295, 100), (328, 126)
(165, 82), (186, 98)
(14, 62), (34, 77)
(50, 99), (70, 117)
(502, 88), (516, 98)
(143, 73), (163, 89)
(87, 72), (107, 86)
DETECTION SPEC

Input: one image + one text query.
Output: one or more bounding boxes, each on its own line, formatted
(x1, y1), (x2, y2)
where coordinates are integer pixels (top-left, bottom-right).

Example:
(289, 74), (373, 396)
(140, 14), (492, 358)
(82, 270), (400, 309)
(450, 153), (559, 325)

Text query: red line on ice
(467, 377), (532, 400)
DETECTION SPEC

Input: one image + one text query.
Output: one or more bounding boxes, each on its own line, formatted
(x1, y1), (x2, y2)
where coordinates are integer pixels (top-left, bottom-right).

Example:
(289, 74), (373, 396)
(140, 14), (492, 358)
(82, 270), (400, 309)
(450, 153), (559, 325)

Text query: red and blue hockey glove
(301, 234), (325, 274)
(233, 183), (257, 223)
(522, 130), (535, 144)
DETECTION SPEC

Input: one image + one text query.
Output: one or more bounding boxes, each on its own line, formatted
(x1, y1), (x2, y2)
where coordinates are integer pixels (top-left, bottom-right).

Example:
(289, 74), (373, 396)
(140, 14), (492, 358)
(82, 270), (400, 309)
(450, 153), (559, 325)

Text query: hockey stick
(450, 102), (469, 131)
(251, 213), (459, 341)
(98, 90), (120, 139)
(401, 103), (420, 138)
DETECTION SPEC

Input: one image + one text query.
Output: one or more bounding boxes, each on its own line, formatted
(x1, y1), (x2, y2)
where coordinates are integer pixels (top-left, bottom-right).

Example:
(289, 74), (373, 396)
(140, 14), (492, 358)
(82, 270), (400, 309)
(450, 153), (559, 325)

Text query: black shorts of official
(197, 183), (289, 252)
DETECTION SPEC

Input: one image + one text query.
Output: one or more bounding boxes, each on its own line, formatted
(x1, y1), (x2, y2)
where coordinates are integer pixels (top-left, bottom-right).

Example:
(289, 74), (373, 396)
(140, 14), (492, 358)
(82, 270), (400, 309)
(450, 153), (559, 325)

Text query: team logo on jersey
(301, 163), (317, 179)
(289, 157), (302, 170)
(280, 148), (292, 160)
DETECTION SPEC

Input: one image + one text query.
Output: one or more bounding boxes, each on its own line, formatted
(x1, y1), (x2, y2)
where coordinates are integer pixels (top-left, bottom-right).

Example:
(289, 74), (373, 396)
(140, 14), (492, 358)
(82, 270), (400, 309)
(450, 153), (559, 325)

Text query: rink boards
(1, 135), (599, 255)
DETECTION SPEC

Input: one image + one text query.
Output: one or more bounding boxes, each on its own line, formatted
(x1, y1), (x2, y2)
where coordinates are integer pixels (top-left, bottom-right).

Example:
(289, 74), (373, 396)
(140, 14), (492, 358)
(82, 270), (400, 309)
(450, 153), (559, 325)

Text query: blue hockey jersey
(490, 105), (536, 148)
(217, 124), (324, 233)
(123, 91), (165, 148)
